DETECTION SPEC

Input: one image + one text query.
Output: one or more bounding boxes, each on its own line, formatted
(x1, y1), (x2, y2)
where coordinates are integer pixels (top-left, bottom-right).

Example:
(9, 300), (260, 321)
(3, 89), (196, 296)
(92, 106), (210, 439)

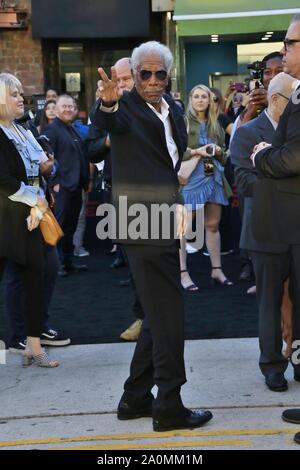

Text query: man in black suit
(91, 41), (212, 432)
(251, 14), (300, 383)
(230, 72), (295, 391)
(43, 95), (89, 275)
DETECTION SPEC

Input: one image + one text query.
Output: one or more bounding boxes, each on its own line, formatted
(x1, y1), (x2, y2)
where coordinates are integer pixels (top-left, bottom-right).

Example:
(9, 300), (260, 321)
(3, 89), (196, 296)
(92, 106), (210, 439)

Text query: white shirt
(146, 98), (179, 169)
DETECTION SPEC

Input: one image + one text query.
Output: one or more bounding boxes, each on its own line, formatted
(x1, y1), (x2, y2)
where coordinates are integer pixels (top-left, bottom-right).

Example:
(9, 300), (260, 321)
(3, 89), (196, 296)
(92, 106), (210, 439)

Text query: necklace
(11, 122), (26, 142)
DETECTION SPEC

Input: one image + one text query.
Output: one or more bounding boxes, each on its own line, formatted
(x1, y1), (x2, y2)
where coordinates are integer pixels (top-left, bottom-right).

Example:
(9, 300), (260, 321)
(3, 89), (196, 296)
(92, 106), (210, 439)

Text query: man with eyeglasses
(231, 72), (295, 393)
(91, 41), (213, 432)
(250, 14), (300, 444)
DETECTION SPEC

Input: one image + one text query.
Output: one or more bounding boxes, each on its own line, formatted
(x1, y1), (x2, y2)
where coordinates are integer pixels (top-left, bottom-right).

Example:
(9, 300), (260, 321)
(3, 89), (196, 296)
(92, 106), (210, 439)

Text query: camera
(206, 144), (216, 156)
(247, 60), (266, 89)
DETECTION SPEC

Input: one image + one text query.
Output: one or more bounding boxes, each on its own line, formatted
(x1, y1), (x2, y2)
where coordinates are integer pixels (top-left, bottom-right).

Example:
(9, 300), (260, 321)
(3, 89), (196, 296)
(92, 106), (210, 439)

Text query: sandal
(210, 267), (233, 286)
(22, 351), (59, 368)
(181, 270), (199, 291)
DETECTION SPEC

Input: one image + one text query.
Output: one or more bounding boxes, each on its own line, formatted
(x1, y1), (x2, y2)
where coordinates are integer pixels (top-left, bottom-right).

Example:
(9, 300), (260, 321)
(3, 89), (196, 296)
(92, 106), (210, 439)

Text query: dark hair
(39, 99), (56, 133)
(262, 51), (283, 64)
(45, 87), (58, 95)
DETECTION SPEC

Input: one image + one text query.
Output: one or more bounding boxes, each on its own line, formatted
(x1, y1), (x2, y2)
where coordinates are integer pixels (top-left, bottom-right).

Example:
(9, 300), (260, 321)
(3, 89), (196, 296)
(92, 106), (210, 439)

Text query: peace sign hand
(97, 66), (122, 105)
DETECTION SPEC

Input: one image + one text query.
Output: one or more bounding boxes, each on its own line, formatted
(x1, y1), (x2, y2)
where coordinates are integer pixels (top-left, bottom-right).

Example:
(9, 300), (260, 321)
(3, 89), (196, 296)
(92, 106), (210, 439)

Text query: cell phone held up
(203, 144), (215, 177)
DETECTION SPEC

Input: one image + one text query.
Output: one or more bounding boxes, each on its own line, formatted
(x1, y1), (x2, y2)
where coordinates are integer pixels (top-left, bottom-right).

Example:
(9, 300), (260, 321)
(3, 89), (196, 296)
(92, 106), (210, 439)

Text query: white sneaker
(74, 247), (90, 257)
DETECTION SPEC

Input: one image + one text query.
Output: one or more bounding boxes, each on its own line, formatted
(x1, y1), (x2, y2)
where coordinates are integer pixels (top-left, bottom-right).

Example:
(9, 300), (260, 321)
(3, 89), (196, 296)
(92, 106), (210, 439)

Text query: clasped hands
(191, 144), (221, 158)
(250, 141), (272, 165)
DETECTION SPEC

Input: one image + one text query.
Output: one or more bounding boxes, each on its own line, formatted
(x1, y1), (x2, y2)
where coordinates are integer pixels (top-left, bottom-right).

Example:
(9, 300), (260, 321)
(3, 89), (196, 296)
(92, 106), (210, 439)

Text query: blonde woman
(180, 84), (233, 289)
(0, 73), (59, 367)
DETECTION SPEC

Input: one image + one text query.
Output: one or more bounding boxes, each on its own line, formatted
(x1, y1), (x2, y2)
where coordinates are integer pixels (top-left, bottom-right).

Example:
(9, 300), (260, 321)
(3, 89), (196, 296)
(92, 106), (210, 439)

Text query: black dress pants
(4, 246), (59, 344)
(54, 187), (82, 266)
(251, 250), (290, 376)
(122, 243), (186, 415)
(0, 231), (44, 338)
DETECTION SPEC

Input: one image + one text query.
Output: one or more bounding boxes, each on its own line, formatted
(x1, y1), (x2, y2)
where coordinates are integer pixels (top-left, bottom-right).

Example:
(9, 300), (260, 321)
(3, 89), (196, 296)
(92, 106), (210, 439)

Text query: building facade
(0, 0), (172, 115)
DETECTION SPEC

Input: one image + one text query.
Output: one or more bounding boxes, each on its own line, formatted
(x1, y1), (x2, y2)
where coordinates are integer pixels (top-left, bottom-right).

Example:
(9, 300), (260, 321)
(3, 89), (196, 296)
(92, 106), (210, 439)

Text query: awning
(173, 0), (300, 36)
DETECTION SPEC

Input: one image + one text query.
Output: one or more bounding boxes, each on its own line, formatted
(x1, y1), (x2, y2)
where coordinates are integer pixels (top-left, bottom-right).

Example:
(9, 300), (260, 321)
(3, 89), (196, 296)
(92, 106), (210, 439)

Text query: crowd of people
(1, 13), (300, 435)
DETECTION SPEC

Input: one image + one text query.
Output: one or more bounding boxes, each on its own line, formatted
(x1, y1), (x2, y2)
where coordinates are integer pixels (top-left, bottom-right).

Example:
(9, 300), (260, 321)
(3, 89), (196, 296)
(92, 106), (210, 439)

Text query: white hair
(267, 72), (296, 100)
(131, 41), (173, 74)
(0, 73), (22, 120)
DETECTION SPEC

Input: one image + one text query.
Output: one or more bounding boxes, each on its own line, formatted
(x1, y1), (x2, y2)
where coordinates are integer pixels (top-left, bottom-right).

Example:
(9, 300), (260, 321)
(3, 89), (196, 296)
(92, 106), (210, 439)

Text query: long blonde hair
(187, 84), (219, 140)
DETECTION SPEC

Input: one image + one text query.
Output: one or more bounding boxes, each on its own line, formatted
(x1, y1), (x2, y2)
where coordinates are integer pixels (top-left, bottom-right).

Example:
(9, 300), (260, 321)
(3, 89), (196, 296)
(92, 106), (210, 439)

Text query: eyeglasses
(276, 92), (290, 101)
(139, 70), (168, 81)
(61, 105), (74, 110)
(283, 38), (300, 51)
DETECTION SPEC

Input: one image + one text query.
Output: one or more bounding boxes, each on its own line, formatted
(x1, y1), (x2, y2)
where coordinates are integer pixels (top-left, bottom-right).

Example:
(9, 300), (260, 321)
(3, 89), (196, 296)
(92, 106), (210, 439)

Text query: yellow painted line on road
(49, 439), (252, 450)
(0, 428), (298, 448)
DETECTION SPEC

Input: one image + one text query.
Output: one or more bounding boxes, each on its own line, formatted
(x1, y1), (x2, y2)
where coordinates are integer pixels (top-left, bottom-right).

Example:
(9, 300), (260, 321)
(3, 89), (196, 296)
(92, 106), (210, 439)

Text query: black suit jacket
(86, 124), (112, 183)
(43, 118), (89, 191)
(90, 88), (187, 244)
(0, 128), (42, 266)
(230, 111), (287, 253)
(254, 88), (300, 244)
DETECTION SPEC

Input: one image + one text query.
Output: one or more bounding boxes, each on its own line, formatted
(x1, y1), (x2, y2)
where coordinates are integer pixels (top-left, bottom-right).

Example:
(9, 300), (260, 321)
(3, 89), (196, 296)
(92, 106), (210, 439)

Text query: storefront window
(58, 43), (85, 115)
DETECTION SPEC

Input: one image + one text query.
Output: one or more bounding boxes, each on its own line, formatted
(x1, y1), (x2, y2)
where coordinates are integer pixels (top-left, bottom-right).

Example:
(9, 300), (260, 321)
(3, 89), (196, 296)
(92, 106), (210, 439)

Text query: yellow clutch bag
(39, 208), (64, 246)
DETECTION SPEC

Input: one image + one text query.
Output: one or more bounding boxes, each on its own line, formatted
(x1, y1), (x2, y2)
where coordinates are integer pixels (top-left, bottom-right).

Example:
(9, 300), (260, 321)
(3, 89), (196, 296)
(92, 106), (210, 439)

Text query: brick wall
(0, 0), (44, 95)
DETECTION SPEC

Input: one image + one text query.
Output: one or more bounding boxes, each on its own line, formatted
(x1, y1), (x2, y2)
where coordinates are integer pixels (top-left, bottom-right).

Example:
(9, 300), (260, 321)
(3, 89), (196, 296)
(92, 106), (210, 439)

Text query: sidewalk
(0, 338), (300, 450)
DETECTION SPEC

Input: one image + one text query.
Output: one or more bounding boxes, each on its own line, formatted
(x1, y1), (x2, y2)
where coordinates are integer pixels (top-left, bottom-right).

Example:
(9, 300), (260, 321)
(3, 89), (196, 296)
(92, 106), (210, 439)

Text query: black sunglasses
(283, 38), (300, 51)
(139, 70), (168, 81)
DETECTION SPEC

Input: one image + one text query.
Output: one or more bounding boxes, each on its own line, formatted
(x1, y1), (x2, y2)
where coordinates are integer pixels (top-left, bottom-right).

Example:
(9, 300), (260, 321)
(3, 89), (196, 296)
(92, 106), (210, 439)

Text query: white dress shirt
(146, 98), (179, 169)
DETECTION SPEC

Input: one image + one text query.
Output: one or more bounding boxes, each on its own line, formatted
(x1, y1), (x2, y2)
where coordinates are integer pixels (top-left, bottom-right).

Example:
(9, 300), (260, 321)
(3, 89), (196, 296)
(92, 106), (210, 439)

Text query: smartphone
(206, 144), (216, 156)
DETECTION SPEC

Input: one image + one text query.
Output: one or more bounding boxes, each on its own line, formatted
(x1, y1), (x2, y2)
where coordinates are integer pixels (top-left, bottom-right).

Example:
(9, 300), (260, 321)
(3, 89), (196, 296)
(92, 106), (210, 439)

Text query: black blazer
(90, 88), (187, 244)
(0, 128), (42, 265)
(43, 118), (89, 191)
(86, 124), (112, 183)
(253, 89), (300, 245)
(230, 111), (287, 253)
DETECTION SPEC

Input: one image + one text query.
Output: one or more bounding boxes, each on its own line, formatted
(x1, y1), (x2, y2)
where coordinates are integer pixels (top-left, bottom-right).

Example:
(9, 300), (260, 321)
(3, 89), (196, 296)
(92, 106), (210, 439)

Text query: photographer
(230, 52), (284, 283)
(234, 52), (283, 129)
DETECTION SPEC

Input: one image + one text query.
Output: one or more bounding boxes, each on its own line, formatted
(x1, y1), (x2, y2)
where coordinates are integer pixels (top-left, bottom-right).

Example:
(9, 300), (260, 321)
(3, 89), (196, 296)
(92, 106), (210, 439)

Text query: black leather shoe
(153, 408), (213, 432)
(239, 264), (253, 282)
(117, 400), (153, 420)
(119, 278), (131, 287)
(294, 432), (300, 444)
(110, 257), (125, 269)
(64, 263), (88, 272)
(282, 408), (300, 424)
(294, 371), (300, 382)
(265, 372), (288, 392)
